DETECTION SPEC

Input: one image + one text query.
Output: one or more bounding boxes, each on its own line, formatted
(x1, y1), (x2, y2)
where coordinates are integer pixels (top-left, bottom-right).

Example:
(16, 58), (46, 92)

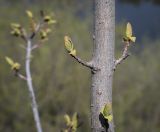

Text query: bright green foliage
(26, 10), (37, 32)
(40, 28), (51, 40)
(5, 57), (21, 71)
(43, 15), (57, 25)
(10, 23), (22, 37)
(10, 9), (56, 40)
(71, 113), (78, 131)
(26, 10), (33, 18)
(63, 113), (78, 132)
(100, 103), (113, 122)
(123, 22), (136, 43)
(11, 23), (21, 29)
(64, 114), (71, 126)
(64, 36), (76, 56)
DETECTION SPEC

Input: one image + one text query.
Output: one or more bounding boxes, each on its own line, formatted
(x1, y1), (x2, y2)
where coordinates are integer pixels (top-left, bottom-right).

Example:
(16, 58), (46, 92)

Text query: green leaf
(71, 113), (78, 132)
(11, 23), (21, 29)
(11, 28), (21, 37)
(100, 103), (113, 122)
(126, 22), (133, 38)
(5, 57), (21, 70)
(64, 36), (76, 56)
(12, 63), (21, 70)
(64, 36), (73, 51)
(69, 49), (76, 56)
(40, 30), (47, 39)
(105, 115), (113, 122)
(129, 36), (136, 43)
(26, 10), (33, 18)
(125, 22), (136, 43)
(10, 23), (21, 37)
(43, 15), (56, 24)
(64, 114), (71, 126)
(5, 57), (14, 66)
(64, 113), (78, 132)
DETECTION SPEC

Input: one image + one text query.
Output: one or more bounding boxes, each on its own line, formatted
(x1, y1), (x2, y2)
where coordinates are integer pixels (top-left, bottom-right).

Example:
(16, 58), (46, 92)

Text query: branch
(16, 72), (27, 80)
(30, 23), (42, 39)
(70, 55), (99, 72)
(114, 42), (130, 70)
(18, 73), (27, 80)
(31, 43), (42, 50)
(20, 28), (28, 42)
(25, 39), (43, 132)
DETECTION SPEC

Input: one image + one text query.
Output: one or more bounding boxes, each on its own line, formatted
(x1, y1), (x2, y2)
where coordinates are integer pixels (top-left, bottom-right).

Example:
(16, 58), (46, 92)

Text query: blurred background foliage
(0, 0), (160, 132)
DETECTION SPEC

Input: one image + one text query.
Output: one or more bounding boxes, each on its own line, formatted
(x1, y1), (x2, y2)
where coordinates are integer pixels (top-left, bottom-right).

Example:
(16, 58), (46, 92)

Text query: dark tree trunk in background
(91, 0), (115, 132)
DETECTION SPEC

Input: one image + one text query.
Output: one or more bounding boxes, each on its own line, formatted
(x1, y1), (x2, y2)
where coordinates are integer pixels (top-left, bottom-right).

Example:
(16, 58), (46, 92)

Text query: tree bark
(91, 0), (115, 132)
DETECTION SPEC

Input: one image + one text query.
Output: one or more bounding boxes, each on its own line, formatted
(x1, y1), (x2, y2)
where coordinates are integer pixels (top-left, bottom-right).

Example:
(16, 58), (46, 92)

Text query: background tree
(6, 10), (56, 132)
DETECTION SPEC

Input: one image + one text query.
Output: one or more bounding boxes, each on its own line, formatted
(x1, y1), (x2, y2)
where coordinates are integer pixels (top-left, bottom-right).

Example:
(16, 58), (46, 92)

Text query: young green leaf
(72, 113), (78, 131)
(64, 36), (73, 51)
(124, 22), (136, 43)
(69, 49), (76, 56)
(43, 15), (57, 24)
(64, 114), (71, 126)
(126, 22), (132, 38)
(26, 10), (33, 18)
(11, 23), (21, 29)
(5, 57), (14, 66)
(11, 28), (21, 37)
(10, 23), (21, 37)
(40, 30), (47, 40)
(12, 63), (21, 70)
(64, 36), (76, 56)
(105, 115), (113, 122)
(26, 10), (37, 32)
(100, 103), (113, 122)
(63, 113), (78, 132)
(5, 57), (21, 70)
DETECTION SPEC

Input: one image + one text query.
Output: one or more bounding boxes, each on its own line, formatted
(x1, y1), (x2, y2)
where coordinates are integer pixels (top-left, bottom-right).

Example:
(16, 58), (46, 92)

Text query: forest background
(0, 0), (160, 132)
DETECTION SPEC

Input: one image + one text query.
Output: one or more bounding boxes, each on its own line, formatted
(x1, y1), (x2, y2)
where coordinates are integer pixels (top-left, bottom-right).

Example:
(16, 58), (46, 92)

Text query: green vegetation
(0, 0), (159, 132)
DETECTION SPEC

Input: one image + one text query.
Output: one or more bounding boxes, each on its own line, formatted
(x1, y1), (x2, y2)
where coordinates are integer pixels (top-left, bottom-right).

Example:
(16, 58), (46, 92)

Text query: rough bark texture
(91, 0), (115, 132)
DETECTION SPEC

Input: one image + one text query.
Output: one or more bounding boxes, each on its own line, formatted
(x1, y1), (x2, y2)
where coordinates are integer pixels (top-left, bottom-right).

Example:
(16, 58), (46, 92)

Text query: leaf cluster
(63, 113), (78, 132)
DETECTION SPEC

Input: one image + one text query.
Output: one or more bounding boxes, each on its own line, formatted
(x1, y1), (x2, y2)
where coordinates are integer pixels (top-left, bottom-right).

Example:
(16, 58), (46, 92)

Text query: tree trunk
(91, 0), (115, 132)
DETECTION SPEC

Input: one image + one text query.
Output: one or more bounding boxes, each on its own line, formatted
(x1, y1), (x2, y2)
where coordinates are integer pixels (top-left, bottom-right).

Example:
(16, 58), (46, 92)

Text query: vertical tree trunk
(91, 0), (115, 132)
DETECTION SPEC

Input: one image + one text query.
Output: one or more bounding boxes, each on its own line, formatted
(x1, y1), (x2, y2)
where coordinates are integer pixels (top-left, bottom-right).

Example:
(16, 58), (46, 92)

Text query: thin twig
(71, 55), (93, 68)
(20, 28), (28, 42)
(13, 70), (27, 80)
(17, 73), (27, 80)
(114, 42), (130, 70)
(26, 39), (43, 132)
(30, 23), (40, 39)
(30, 23), (41, 39)
(31, 43), (42, 50)
(70, 55), (100, 73)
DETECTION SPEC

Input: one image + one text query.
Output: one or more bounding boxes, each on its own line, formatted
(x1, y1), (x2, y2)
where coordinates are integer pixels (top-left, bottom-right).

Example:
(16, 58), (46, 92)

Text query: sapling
(6, 10), (56, 132)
